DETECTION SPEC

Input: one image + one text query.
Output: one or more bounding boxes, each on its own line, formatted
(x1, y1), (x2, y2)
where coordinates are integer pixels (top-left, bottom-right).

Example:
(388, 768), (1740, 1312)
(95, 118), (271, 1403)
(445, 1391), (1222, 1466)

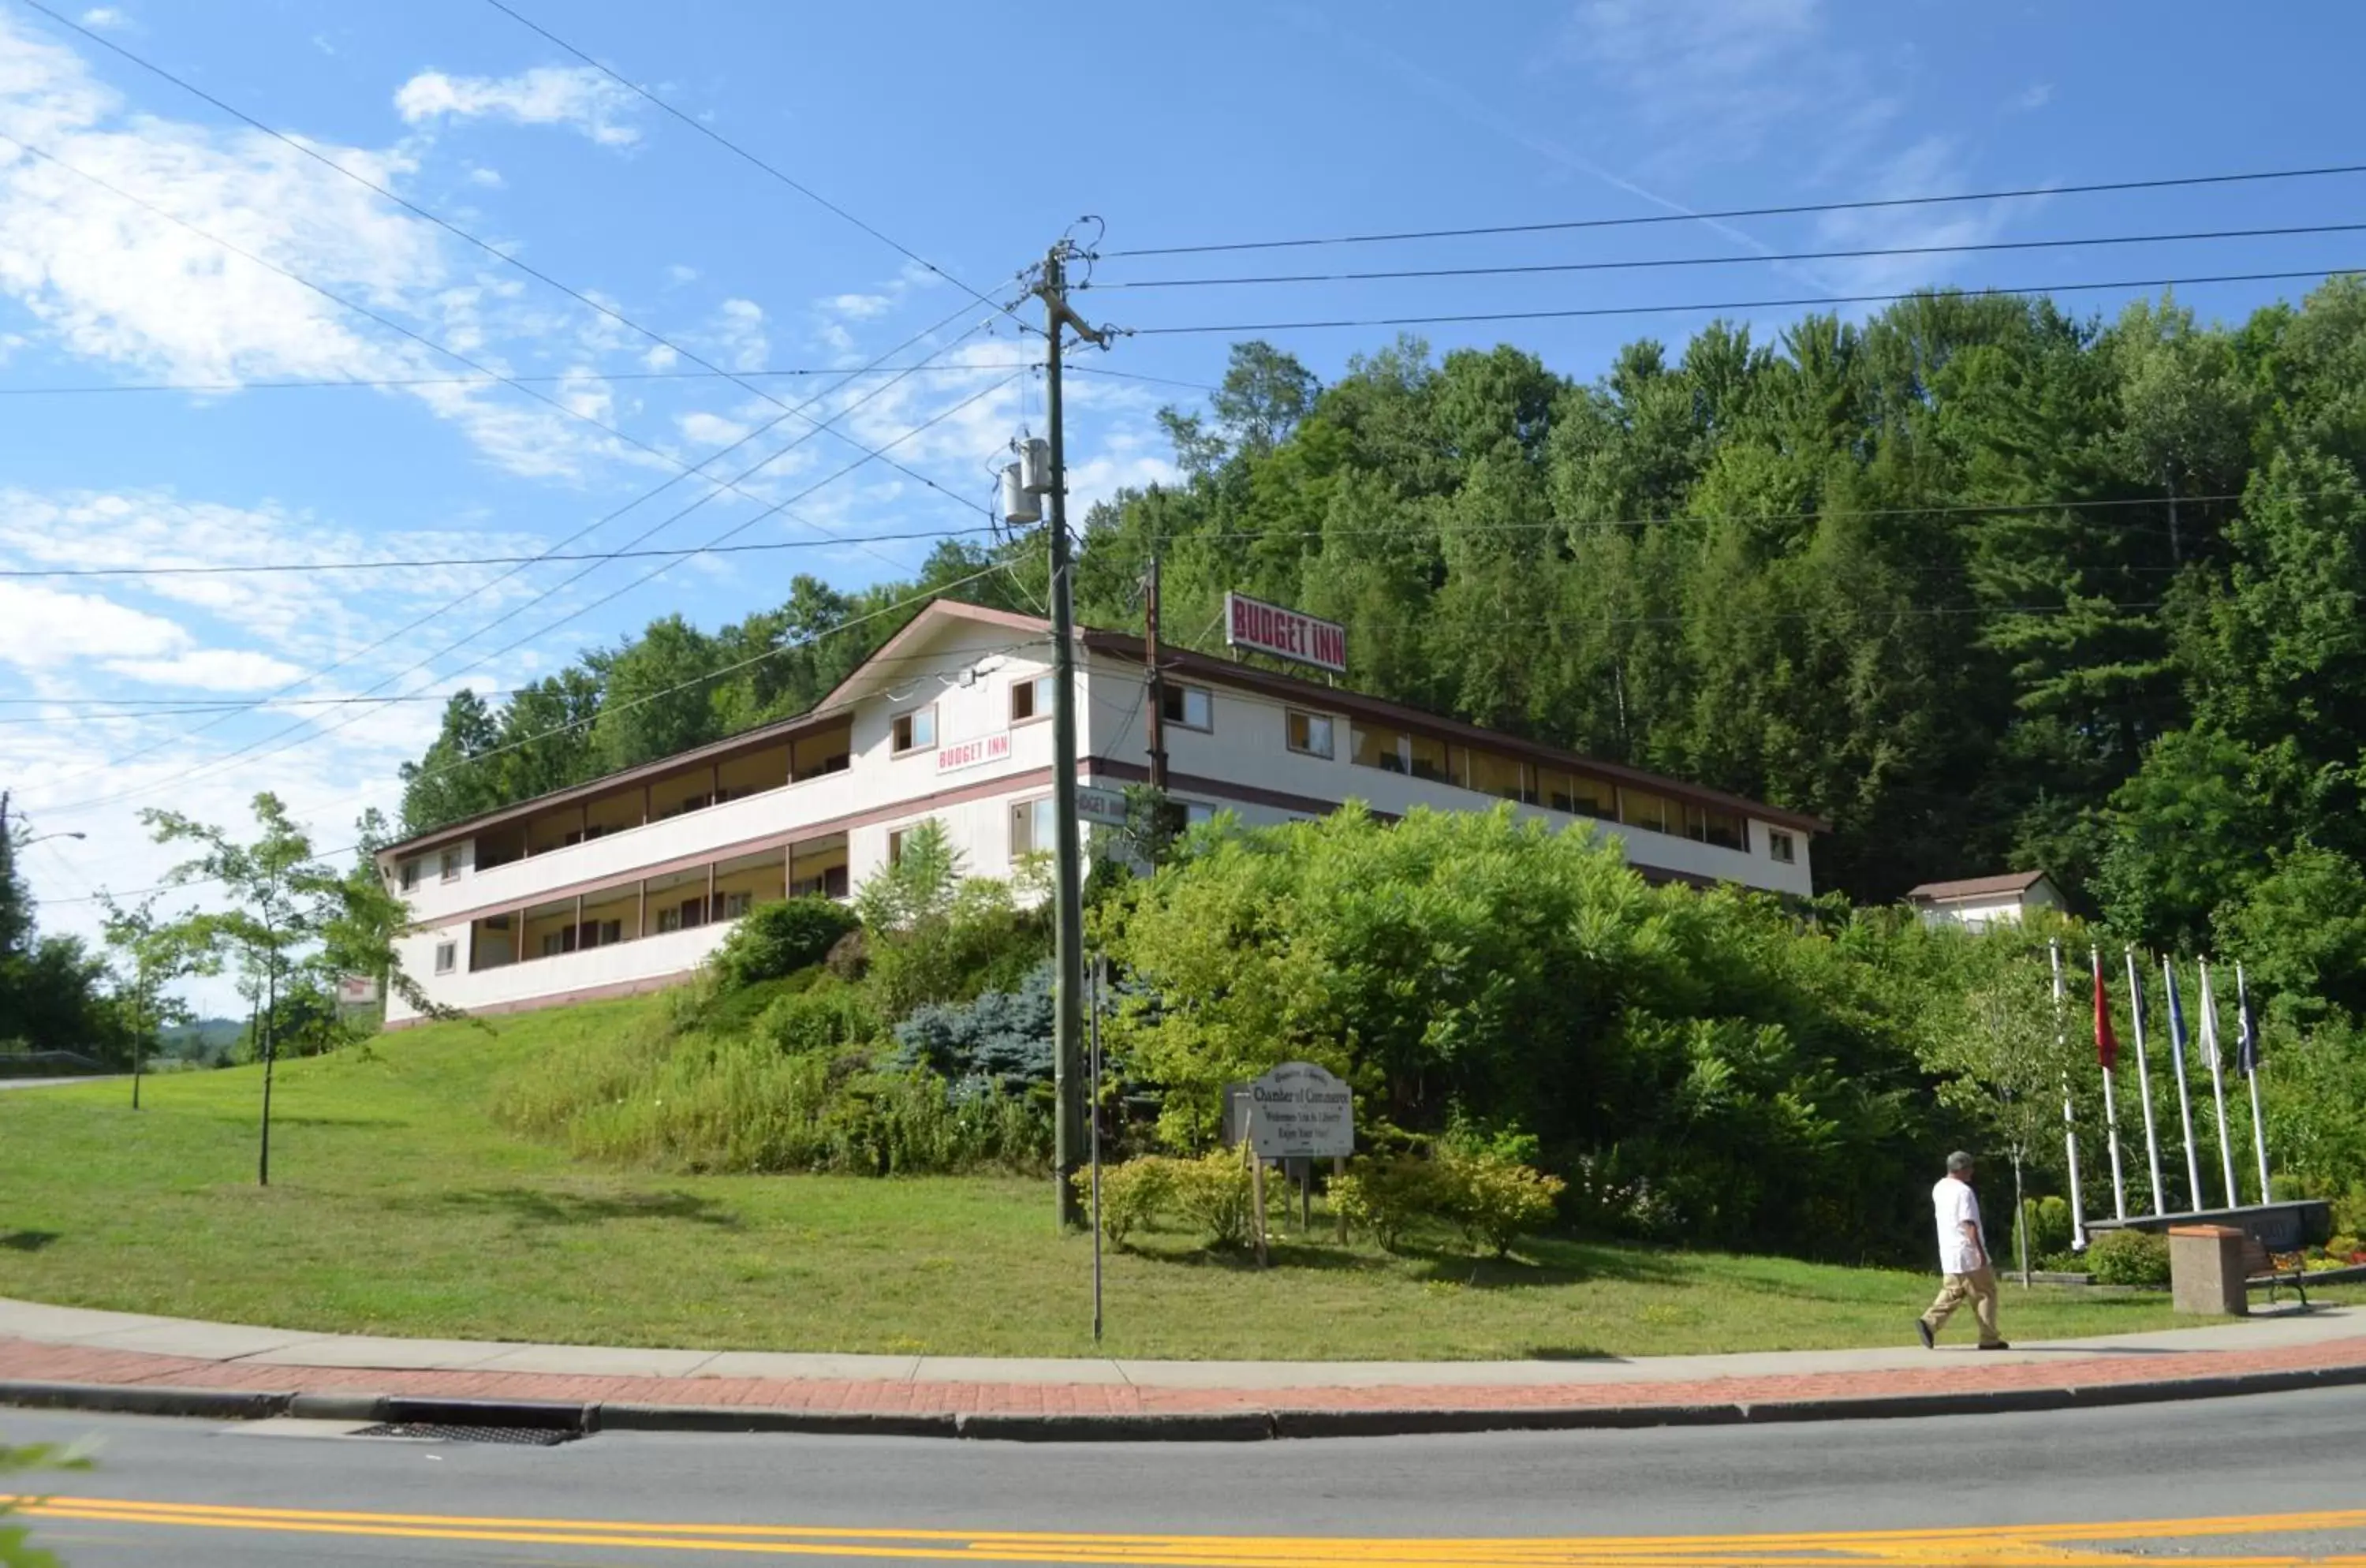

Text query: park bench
(2241, 1236), (2313, 1307)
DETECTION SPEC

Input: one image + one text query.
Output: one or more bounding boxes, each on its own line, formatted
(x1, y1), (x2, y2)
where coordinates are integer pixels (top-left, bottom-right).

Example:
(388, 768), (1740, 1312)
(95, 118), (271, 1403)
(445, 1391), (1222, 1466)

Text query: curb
(6, 1360), (2366, 1441)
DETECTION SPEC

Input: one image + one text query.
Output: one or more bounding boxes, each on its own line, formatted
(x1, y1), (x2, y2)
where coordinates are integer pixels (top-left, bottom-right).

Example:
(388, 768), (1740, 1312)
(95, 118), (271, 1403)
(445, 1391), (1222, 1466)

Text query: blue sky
(4, 0), (2360, 1006)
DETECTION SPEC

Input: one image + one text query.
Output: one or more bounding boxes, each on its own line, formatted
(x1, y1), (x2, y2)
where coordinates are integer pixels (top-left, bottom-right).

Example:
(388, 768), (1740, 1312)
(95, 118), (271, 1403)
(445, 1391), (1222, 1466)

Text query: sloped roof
(1906, 870), (2056, 903)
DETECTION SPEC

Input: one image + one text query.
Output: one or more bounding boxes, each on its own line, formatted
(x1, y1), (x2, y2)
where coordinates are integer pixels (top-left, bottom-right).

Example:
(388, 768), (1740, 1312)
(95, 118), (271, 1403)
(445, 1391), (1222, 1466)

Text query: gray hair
(1946, 1150), (1976, 1175)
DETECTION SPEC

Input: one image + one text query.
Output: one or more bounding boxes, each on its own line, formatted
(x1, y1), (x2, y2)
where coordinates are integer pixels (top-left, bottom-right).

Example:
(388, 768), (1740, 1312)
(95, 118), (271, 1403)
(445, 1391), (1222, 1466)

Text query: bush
(2014, 1195), (2073, 1269)
(711, 898), (860, 991)
(1438, 1150), (1566, 1256)
(754, 979), (879, 1056)
(891, 959), (1054, 1092)
(1330, 1156), (1449, 1253)
(2322, 1232), (2362, 1264)
(1070, 1155), (1177, 1247)
(1166, 1145), (1278, 1249)
(2086, 1228), (2171, 1288)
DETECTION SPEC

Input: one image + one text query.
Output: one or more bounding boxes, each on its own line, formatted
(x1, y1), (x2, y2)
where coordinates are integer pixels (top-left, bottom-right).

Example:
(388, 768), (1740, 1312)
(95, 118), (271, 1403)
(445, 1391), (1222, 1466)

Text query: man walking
(1917, 1150), (2009, 1350)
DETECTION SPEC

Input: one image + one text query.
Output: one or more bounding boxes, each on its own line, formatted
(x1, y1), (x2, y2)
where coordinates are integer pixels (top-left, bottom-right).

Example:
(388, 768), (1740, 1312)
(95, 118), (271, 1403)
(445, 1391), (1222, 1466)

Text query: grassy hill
(0, 998), (2284, 1359)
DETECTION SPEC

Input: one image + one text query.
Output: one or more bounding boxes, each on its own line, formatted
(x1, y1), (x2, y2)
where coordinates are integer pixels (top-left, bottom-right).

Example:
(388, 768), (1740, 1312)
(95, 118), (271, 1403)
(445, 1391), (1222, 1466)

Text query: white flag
(2197, 961), (2220, 1070)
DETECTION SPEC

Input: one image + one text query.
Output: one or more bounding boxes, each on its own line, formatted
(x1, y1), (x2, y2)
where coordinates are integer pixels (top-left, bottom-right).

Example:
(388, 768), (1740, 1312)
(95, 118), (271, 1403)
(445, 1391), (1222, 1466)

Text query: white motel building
(380, 599), (1823, 1025)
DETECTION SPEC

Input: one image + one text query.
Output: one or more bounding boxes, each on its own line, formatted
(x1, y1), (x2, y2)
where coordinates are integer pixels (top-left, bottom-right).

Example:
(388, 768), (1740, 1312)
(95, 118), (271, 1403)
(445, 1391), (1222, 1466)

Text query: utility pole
(1036, 238), (1109, 1230)
(1144, 542), (1168, 793)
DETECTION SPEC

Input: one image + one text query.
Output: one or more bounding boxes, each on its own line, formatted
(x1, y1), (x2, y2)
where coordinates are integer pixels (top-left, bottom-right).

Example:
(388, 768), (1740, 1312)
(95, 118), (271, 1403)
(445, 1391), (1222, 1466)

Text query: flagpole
(2164, 955), (2204, 1213)
(2092, 947), (2127, 1222)
(2238, 961), (2271, 1204)
(2126, 947), (2165, 1217)
(2199, 958), (2240, 1209)
(2051, 940), (2087, 1250)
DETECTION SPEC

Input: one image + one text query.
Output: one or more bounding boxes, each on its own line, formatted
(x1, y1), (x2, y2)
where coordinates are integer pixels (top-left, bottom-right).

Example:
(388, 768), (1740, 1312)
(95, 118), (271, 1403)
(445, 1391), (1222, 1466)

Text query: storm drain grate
(353, 1421), (581, 1446)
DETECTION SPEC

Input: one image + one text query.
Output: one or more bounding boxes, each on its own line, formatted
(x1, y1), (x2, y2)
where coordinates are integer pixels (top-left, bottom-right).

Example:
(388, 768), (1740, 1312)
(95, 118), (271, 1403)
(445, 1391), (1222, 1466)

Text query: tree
(142, 793), (345, 1185)
(1916, 931), (2086, 1284)
(0, 789), (118, 1058)
(97, 892), (214, 1108)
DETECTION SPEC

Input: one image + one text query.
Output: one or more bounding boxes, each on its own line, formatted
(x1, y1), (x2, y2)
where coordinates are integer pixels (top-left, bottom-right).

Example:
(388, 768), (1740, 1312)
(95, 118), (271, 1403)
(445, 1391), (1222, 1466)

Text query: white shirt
(1932, 1175), (1985, 1275)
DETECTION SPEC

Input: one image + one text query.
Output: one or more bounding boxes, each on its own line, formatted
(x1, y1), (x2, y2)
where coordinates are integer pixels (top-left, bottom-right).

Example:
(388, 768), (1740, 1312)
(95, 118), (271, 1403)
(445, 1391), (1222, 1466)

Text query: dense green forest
(401, 278), (2366, 978)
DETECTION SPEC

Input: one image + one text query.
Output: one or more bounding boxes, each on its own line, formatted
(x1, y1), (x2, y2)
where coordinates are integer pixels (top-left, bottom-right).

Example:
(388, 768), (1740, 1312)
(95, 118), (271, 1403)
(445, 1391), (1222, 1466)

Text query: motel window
(656, 905), (684, 934)
(1286, 710), (1334, 760)
(1461, 749), (1534, 805)
(1406, 732), (1451, 784)
(1010, 674), (1057, 723)
(888, 822), (935, 868)
(1540, 769), (1616, 819)
(399, 859), (420, 892)
(1619, 787), (1676, 835)
(1010, 797), (1058, 857)
(721, 892), (754, 921)
(891, 707), (937, 755)
(439, 849), (462, 883)
(1160, 684), (1213, 731)
(1351, 722), (1409, 774)
(433, 941), (455, 976)
(1684, 804), (1747, 851)
(1768, 828), (1797, 865)
(1184, 801), (1219, 827)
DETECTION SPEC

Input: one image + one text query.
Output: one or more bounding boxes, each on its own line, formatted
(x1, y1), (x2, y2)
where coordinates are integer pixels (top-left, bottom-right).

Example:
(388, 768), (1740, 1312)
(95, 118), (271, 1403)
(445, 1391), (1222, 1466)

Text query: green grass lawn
(0, 999), (2325, 1361)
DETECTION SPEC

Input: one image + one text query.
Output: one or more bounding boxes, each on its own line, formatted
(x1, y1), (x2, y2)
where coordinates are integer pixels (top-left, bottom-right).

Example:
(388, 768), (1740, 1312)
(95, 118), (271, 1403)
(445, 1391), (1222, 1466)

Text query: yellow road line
(15, 1495), (2366, 1567)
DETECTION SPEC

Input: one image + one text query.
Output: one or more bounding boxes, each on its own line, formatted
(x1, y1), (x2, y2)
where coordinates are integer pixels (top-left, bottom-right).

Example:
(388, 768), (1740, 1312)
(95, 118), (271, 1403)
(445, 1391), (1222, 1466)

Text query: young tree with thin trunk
(96, 893), (214, 1110)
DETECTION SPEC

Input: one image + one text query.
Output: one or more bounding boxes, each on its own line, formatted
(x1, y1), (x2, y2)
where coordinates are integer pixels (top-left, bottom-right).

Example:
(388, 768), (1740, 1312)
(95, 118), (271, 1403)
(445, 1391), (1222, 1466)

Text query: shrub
(1330, 1156), (1449, 1253)
(755, 979), (879, 1056)
(1069, 1155), (1177, 1247)
(824, 928), (869, 982)
(2086, 1228), (2171, 1288)
(891, 959), (1054, 1092)
(1437, 1150), (1566, 1256)
(1166, 1145), (1278, 1249)
(2014, 1195), (2073, 1269)
(710, 898), (860, 991)
(2322, 1233), (2362, 1264)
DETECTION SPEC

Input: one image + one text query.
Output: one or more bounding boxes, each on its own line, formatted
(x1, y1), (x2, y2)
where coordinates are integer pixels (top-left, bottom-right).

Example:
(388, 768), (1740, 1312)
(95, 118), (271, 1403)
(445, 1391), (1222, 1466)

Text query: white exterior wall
(383, 621), (1815, 1025)
(1081, 651), (1816, 898)
(1919, 890), (2053, 931)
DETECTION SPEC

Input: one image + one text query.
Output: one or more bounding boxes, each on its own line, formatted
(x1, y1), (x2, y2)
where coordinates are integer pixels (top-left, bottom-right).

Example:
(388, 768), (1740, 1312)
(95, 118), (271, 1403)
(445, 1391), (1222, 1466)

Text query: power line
(1106, 162), (2366, 258)
(5, 487), (2271, 582)
(35, 371), (1027, 821)
(0, 363), (1204, 396)
(1, 524), (1003, 578)
(1086, 222), (2366, 290)
(1126, 267), (2359, 335)
(480, 0), (1015, 324)
(14, 0), (996, 518)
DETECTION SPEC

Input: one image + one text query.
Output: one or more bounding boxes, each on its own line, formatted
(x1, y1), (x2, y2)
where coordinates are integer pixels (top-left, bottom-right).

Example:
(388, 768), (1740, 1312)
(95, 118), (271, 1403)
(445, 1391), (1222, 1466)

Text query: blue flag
(2236, 969), (2263, 1077)
(2163, 961), (2189, 1077)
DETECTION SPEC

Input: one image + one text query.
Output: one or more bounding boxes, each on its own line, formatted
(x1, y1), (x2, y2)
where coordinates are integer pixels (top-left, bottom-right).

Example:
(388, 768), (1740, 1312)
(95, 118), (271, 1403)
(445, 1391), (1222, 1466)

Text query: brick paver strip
(5, 1333), (2364, 1418)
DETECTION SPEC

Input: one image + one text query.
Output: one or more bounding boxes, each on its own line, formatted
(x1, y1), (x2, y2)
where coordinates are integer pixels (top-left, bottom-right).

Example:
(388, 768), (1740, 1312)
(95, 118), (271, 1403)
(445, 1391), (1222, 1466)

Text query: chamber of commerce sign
(1242, 1061), (1356, 1159)
(1225, 592), (1348, 675)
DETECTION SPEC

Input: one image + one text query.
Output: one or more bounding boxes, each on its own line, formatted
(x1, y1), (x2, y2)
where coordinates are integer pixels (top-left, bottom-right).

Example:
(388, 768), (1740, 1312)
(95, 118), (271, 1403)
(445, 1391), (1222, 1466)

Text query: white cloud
(106, 648), (305, 690)
(643, 342), (678, 370)
(2013, 82), (2054, 113)
(0, 580), (188, 665)
(1563, 0), (1825, 166)
(715, 297), (767, 371)
(823, 292), (894, 321)
(465, 163), (503, 188)
(394, 65), (643, 147)
(665, 263), (698, 286)
(678, 409), (752, 446)
(77, 8), (126, 29)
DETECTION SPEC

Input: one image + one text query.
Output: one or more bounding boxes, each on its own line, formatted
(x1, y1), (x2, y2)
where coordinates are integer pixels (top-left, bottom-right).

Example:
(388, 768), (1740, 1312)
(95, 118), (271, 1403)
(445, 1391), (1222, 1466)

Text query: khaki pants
(1921, 1264), (2002, 1345)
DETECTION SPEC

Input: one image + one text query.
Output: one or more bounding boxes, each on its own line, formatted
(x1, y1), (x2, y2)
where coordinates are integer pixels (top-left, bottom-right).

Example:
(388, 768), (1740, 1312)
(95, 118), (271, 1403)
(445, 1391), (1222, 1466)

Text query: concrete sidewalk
(4, 1297), (2364, 1439)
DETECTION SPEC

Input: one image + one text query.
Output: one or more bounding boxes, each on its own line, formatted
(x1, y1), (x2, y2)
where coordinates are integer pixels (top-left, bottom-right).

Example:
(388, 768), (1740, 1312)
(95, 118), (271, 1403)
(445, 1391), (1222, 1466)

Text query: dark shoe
(1916, 1318), (1935, 1350)
(1976, 1340), (2011, 1350)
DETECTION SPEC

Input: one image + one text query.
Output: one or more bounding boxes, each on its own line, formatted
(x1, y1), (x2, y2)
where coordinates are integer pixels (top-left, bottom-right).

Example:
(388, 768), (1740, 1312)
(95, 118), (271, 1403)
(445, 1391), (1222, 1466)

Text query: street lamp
(21, 831), (86, 847)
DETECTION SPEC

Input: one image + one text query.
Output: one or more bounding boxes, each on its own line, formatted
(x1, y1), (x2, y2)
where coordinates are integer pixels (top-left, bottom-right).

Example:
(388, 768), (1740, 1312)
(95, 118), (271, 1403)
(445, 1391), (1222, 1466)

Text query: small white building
(379, 601), (1824, 1025)
(1906, 870), (2064, 931)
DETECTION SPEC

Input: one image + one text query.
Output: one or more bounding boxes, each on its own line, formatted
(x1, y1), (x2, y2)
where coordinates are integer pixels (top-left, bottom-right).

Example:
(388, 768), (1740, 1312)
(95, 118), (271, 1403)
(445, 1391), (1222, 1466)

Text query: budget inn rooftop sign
(1225, 592), (1348, 676)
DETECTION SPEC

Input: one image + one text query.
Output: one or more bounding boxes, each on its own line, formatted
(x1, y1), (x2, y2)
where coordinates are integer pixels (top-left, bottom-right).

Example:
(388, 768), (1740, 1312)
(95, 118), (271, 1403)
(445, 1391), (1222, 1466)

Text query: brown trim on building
(1081, 628), (1828, 835)
(417, 767), (1058, 928)
(381, 703), (857, 862)
(1086, 758), (1377, 822)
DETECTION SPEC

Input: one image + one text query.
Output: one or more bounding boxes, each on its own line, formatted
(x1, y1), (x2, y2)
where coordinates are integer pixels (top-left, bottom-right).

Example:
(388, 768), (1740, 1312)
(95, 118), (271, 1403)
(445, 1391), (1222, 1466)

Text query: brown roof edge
(1082, 629), (1831, 835)
(377, 703), (857, 862)
(1905, 869), (2055, 902)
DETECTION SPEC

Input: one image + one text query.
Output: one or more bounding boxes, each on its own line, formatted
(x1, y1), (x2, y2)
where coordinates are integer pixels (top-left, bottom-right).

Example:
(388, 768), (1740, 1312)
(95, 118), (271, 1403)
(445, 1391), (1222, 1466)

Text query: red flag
(2092, 950), (2119, 1070)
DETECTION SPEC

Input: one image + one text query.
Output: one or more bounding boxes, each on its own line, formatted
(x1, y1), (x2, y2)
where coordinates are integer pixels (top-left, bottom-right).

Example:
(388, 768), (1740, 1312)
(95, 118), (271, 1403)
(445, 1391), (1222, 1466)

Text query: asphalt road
(8, 1386), (2366, 1565)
